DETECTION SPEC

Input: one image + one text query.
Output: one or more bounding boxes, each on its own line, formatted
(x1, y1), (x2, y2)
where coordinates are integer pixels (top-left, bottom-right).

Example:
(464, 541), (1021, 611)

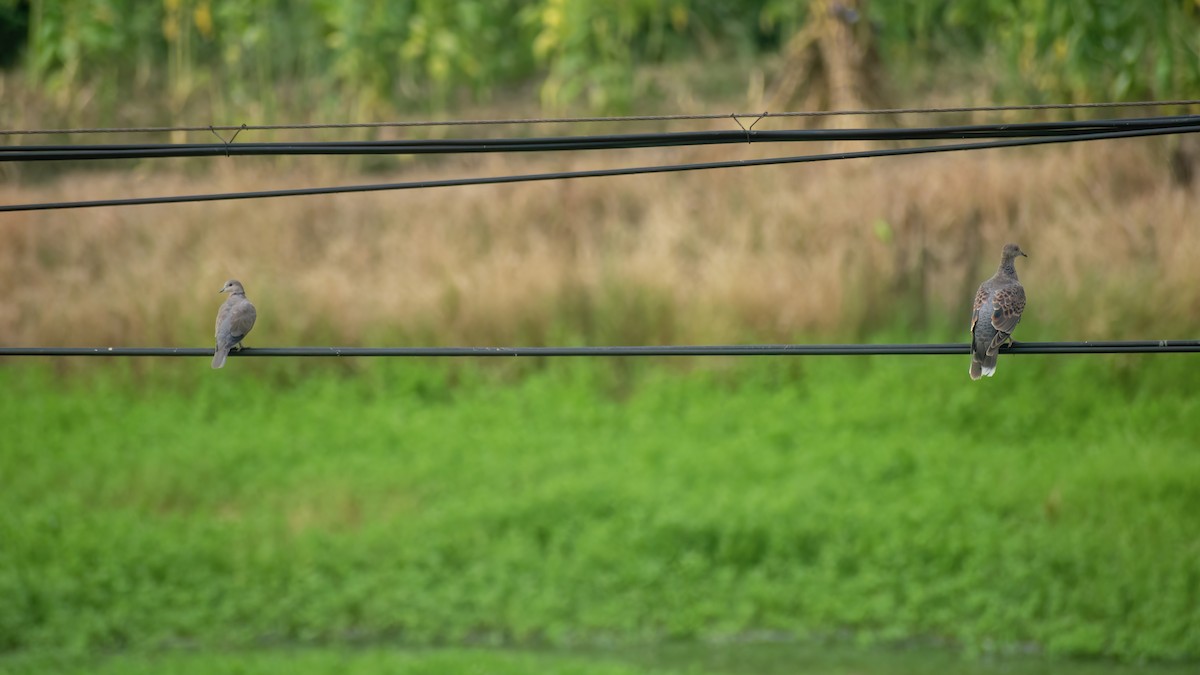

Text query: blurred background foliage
(1, 0), (1198, 124)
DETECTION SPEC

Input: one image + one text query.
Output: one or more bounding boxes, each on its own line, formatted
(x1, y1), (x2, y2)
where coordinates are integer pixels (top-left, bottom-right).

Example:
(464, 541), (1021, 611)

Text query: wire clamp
(732, 112), (768, 143)
(209, 124), (248, 157)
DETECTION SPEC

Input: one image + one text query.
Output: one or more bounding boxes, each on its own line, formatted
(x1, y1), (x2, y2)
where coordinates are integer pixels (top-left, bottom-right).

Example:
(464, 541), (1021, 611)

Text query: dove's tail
(969, 355), (998, 380)
(979, 351), (998, 378)
(969, 340), (1000, 380)
(212, 347), (229, 369)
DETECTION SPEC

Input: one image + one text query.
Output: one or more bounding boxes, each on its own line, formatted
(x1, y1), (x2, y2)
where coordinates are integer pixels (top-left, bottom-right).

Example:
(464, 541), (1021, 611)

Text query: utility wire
(2, 99), (1199, 136)
(4, 122), (1198, 213)
(4, 116), (1198, 162)
(3, 341), (1199, 358)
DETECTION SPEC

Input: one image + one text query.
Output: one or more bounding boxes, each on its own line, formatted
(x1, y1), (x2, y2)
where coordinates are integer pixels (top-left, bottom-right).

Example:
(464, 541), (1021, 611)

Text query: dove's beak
(1021, 251), (1028, 257)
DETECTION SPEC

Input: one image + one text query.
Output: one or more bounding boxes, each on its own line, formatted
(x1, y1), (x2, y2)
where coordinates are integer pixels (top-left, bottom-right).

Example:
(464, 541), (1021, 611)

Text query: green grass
(6, 642), (1197, 675)
(0, 647), (690, 675)
(1, 354), (1198, 665)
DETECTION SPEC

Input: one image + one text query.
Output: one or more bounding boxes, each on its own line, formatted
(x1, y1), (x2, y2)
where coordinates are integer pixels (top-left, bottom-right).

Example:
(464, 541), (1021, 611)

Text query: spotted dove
(213, 279), (257, 369)
(970, 244), (1027, 380)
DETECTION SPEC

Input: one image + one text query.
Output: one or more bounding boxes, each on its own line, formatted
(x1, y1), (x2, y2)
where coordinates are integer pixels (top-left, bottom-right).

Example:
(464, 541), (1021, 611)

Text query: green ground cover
(1, 647), (676, 675)
(1, 354), (1198, 666)
(5, 642), (1198, 675)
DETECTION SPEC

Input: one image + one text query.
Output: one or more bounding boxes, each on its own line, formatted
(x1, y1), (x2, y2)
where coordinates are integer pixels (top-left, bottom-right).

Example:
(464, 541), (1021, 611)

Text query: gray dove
(970, 244), (1027, 380)
(212, 279), (257, 369)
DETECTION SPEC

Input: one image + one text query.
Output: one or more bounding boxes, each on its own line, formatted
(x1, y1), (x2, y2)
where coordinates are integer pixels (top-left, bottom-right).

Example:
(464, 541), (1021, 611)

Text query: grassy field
(6, 643), (1198, 675)
(2, 354), (1198, 668)
(0, 648), (684, 675)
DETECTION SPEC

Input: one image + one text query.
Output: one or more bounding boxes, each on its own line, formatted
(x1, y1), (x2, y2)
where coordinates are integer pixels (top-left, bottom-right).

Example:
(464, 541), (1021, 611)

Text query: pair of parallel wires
(3, 99), (1198, 357)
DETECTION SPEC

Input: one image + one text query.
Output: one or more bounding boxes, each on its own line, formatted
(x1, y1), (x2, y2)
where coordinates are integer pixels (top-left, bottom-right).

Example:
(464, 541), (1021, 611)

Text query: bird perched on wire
(212, 279), (257, 369)
(970, 243), (1027, 380)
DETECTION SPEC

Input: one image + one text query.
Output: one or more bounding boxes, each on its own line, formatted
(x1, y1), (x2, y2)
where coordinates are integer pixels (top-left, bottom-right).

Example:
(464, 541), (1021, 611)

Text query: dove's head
(219, 279), (246, 295)
(1002, 243), (1027, 260)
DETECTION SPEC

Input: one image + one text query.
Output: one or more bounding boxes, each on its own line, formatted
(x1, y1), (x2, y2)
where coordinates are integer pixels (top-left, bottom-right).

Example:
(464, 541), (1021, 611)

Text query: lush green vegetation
(6, 642), (1197, 675)
(0, 647), (691, 675)
(871, 0), (1200, 102)
(3, 355), (1198, 665)
(2, 0), (1197, 121)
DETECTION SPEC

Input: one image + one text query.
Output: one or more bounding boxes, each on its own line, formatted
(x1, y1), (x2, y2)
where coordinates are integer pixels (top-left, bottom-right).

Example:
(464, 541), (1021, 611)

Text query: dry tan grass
(1, 135), (1197, 349)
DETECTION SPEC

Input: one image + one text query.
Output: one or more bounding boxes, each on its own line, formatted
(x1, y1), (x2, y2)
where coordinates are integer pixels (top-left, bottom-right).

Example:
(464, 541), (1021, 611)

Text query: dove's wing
(215, 301), (231, 338)
(970, 283), (989, 333)
(990, 283), (1025, 334)
(225, 299), (257, 342)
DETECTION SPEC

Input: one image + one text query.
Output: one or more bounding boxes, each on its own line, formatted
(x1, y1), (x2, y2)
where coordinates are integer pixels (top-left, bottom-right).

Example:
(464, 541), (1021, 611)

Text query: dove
(969, 244), (1027, 380)
(212, 279), (257, 369)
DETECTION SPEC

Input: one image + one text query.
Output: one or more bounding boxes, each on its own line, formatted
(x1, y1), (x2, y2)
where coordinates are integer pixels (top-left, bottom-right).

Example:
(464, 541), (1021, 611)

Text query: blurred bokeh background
(1, 2), (1199, 674)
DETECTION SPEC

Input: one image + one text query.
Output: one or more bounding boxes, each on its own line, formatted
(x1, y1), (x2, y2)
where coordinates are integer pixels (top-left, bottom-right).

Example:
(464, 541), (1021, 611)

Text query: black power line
(3, 341), (1199, 358)
(3, 122), (1198, 213)
(2, 99), (1199, 136)
(4, 116), (1198, 162)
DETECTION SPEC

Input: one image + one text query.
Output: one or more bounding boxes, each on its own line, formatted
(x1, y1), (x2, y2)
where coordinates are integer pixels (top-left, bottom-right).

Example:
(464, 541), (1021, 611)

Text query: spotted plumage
(969, 244), (1027, 380)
